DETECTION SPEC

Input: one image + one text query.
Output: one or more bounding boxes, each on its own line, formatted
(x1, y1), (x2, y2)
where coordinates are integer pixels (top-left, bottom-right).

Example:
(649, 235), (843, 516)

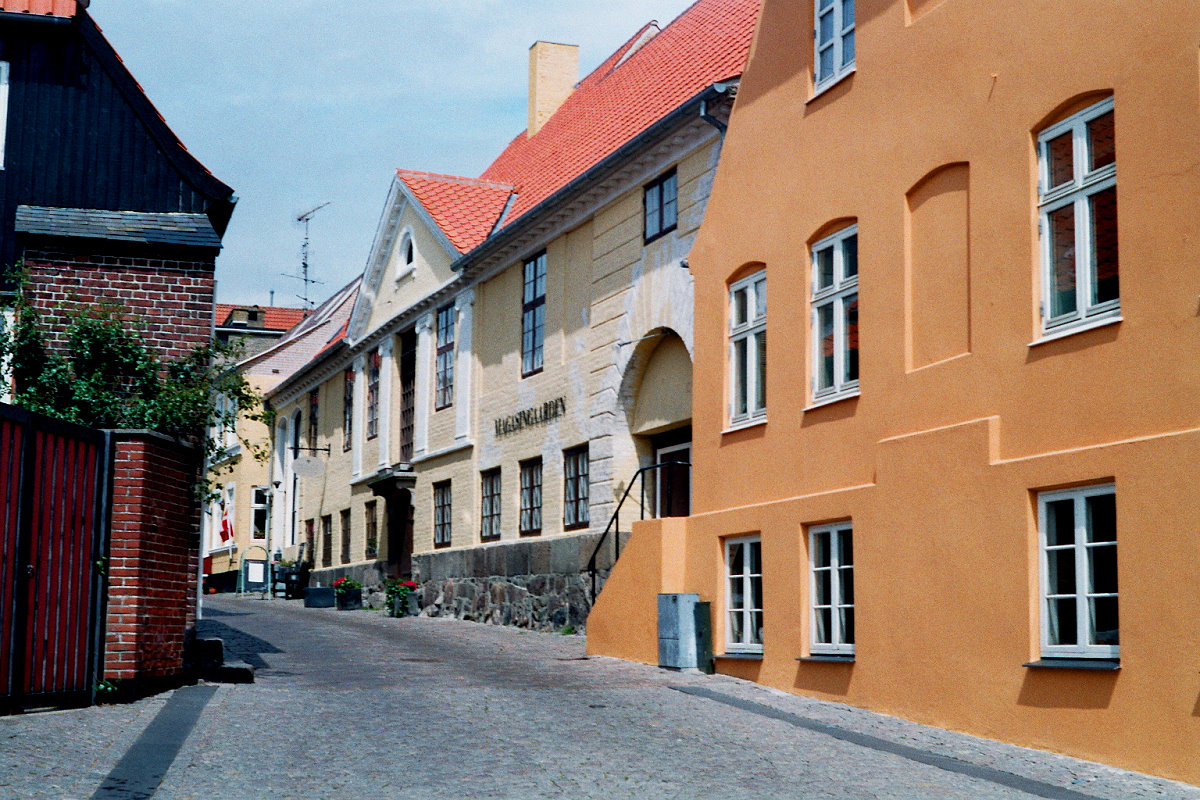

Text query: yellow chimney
(528, 41), (579, 137)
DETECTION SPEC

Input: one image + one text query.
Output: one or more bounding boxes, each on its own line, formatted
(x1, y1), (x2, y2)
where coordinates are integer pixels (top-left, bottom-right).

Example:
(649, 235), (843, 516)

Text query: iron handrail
(587, 460), (691, 602)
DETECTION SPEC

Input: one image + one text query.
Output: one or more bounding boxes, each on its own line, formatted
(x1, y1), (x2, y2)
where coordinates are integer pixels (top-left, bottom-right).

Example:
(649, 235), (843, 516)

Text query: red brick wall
(105, 431), (201, 681)
(22, 250), (216, 362)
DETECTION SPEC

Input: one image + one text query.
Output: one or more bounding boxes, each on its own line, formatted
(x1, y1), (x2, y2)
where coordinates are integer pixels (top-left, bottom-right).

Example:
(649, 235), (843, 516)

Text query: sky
(92, 0), (702, 308)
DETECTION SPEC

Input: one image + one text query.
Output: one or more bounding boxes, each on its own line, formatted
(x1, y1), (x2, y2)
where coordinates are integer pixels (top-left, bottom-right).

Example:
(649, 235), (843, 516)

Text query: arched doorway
(628, 330), (692, 517)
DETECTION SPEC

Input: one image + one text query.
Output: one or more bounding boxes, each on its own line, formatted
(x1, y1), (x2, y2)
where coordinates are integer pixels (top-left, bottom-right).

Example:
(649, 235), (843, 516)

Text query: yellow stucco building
(587, 0), (1200, 784)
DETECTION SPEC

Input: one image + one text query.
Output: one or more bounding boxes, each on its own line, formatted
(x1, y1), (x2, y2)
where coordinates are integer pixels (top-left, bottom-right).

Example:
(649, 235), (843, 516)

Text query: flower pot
(304, 587), (335, 608)
(335, 587), (362, 610)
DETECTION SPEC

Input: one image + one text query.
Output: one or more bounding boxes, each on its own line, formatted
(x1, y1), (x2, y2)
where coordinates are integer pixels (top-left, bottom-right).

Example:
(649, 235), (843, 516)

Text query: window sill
(805, 389), (860, 412)
(563, 522), (590, 532)
(1023, 658), (1120, 671)
(393, 265), (415, 283)
(717, 652), (763, 661)
(808, 65), (856, 103)
(1030, 314), (1121, 347)
(797, 654), (855, 663)
(644, 225), (677, 246)
(722, 417), (766, 435)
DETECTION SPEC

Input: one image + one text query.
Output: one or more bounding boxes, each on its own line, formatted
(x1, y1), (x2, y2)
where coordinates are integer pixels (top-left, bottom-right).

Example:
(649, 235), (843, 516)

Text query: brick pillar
(104, 431), (201, 684)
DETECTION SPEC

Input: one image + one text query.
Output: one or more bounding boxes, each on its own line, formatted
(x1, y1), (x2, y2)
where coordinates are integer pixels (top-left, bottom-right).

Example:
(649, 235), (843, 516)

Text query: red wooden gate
(0, 403), (110, 713)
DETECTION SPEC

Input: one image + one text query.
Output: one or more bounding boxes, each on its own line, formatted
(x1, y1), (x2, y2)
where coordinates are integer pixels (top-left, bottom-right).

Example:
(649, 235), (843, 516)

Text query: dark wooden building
(0, 0), (235, 359)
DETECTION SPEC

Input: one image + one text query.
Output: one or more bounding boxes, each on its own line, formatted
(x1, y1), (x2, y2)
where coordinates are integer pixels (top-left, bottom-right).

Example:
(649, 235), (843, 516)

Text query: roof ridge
(396, 169), (514, 191)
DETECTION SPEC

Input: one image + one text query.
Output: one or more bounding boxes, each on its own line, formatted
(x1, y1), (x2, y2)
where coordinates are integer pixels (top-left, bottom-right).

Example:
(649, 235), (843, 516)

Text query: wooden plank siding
(0, 14), (233, 282)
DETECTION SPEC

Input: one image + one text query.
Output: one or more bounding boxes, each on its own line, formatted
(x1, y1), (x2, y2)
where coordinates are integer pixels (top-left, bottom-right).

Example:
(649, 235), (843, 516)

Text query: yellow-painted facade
(587, 0), (1200, 784)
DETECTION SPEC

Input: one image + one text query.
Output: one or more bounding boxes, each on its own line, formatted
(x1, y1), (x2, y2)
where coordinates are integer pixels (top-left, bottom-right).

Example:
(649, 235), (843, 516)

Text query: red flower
(334, 577), (346, 588)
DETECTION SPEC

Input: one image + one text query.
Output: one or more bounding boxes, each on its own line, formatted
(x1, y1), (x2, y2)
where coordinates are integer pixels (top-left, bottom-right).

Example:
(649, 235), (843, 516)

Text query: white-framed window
(725, 535), (763, 654)
(435, 303), (455, 410)
(810, 522), (854, 656)
(811, 226), (859, 403)
(728, 270), (766, 425)
(251, 487), (269, 540)
(0, 62), (9, 169)
(1038, 484), (1118, 660)
(395, 231), (416, 280)
(1037, 98), (1118, 335)
(814, 0), (855, 92)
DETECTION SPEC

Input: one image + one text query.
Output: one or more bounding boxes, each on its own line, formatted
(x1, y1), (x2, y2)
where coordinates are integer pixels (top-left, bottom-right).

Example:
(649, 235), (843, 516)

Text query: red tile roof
(396, 171), (514, 255)
(0, 0), (77, 16)
(216, 304), (309, 332)
(480, 0), (759, 227)
(397, 0), (757, 255)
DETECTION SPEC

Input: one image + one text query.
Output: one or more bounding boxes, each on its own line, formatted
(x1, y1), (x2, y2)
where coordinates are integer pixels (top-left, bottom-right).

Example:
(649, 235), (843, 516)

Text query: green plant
(0, 265), (269, 499)
(559, 624), (576, 635)
(333, 576), (362, 594)
(385, 578), (419, 616)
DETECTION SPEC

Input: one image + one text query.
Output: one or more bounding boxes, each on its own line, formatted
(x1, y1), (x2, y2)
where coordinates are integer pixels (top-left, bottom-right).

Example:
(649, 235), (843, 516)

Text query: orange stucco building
(588, 0), (1200, 783)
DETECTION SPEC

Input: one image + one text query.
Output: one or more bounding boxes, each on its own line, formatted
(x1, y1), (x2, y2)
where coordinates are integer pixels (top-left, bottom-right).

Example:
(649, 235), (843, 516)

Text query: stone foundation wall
(412, 531), (628, 631)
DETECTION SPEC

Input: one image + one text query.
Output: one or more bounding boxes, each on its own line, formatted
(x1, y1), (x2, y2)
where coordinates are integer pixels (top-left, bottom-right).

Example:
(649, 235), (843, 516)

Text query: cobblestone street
(2, 594), (1198, 800)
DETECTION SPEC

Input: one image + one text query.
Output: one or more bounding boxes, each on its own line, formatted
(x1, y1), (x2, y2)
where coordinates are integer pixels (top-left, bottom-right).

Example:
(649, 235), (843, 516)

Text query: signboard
(242, 559), (269, 593)
(494, 397), (567, 438)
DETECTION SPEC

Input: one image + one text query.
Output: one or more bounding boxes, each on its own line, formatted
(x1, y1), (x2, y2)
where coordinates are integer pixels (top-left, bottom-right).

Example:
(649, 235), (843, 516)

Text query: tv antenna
(284, 202), (330, 309)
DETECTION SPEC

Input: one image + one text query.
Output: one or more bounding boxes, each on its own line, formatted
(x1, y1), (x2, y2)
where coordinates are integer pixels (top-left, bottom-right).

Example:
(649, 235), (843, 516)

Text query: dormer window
(395, 232), (416, 281)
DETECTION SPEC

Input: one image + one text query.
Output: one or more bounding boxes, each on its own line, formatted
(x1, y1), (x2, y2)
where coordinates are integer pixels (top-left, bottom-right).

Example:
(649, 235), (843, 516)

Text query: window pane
(1088, 111), (1115, 172)
(750, 574), (763, 611)
(734, 338), (748, 415)
(662, 174), (677, 230)
(818, 45), (834, 82)
(839, 566), (854, 605)
(1048, 548), (1076, 596)
(839, 607), (855, 644)
(730, 576), (745, 610)
(1089, 187), (1119, 306)
(843, 294), (859, 384)
(815, 570), (832, 606)
(1048, 597), (1077, 645)
(816, 246), (834, 290)
(815, 608), (832, 644)
(1090, 597), (1119, 645)
(645, 187), (660, 238)
(1045, 498), (1075, 546)
(841, 30), (855, 67)
(820, 0), (833, 9)
(1048, 204), (1077, 318)
(818, 303), (835, 390)
(754, 279), (767, 319)
(842, 234), (857, 279)
(819, 9), (835, 45)
(841, 0), (854, 25)
(837, 529), (853, 565)
(748, 541), (761, 574)
(750, 611), (763, 644)
(1046, 132), (1075, 189)
(729, 611), (743, 643)
(1086, 493), (1116, 543)
(734, 288), (748, 327)
(729, 542), (743, 575)
(754, 331), (767, 411)
(1089, 544), (1118, 595)
(813, 530), (830, 568)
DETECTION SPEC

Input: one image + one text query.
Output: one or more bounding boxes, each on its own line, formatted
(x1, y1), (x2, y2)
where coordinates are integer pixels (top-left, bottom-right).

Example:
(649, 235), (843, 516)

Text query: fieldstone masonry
(412, 531), (629, 631)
